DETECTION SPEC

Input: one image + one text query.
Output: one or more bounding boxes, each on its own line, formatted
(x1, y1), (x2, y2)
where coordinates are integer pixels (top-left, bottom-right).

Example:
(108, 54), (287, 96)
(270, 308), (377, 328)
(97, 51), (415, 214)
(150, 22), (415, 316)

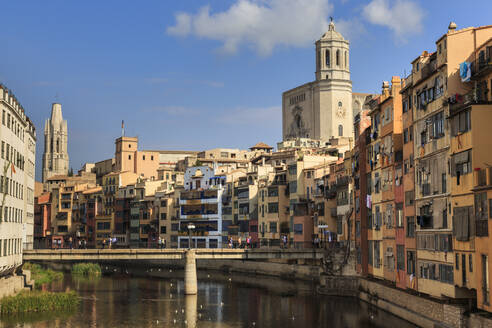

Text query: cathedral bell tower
(315, 19), (350, 82)
(42, 103), (69, 182)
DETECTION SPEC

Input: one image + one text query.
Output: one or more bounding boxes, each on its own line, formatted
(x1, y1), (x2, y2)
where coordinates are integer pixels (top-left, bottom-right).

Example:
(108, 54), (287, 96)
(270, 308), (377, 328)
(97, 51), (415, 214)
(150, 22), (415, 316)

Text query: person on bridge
(158, 237), (162, 249)
(102, 239), (106, 249)
(246, 236), (251, 249)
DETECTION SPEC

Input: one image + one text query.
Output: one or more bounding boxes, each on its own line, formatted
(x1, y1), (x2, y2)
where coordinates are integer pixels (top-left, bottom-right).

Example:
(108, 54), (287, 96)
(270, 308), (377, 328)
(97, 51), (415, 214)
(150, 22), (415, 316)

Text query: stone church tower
(282, 20), (368, 143)
(42, 103), (69, 182)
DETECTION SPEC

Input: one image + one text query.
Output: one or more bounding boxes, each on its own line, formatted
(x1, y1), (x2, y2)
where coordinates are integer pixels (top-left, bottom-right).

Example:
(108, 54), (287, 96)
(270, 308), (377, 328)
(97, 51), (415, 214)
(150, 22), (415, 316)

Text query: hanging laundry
(460, 61), (471, 82)
(366, 195), (372, 209)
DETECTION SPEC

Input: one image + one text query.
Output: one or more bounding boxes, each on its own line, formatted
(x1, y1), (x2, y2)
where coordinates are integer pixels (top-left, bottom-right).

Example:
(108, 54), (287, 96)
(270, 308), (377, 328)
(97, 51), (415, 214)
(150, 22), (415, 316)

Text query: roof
(46, 174), (68, 181)
(82, 186), (103, 194)
(37, 192), (51, 204)
(250, 142), (273, 150)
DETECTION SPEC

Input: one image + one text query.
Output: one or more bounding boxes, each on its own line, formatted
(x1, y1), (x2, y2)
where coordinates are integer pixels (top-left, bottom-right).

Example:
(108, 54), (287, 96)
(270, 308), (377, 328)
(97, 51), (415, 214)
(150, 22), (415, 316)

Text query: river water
(0, 272), (417, 328)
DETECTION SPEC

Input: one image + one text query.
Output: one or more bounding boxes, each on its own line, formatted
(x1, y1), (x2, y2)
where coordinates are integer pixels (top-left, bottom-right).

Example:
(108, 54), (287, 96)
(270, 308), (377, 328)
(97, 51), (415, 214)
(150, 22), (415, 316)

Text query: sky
(1, 0), (491, 182)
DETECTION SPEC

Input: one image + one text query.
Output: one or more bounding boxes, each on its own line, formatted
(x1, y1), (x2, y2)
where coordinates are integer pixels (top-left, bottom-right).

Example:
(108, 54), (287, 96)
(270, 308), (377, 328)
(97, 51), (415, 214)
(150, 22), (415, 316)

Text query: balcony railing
(472, 55), (492, 79)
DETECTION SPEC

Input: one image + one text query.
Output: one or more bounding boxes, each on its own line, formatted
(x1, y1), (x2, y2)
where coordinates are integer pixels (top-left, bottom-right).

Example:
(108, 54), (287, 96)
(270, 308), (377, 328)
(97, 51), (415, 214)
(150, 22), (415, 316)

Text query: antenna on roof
(121, 120), (125, 137)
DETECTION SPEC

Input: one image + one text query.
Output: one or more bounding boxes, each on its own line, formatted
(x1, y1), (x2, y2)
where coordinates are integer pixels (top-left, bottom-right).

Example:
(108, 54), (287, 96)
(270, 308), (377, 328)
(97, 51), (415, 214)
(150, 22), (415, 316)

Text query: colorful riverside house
(411, 23), (492, 299)
(400, 74), (418, 290)
(453, 36), (492, 309)
(353, 103), (373, 276)
(367, 77), (403, 283)
(178, 166), (226, 249)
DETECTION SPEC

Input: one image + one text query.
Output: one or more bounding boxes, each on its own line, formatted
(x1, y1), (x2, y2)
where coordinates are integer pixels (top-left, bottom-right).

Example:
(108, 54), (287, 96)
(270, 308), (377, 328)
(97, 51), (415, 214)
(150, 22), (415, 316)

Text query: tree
(68, 167), (74, 176)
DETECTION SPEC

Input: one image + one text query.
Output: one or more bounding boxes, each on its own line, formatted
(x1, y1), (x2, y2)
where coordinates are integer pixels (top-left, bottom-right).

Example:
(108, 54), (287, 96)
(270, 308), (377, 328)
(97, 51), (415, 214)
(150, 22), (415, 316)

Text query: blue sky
(0, 0), (491, 181)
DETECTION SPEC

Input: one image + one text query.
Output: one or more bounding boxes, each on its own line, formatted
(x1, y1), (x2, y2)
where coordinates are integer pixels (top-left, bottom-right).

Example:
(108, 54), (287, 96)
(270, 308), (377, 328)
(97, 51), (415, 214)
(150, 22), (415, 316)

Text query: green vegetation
(71, 263), (102, 276)
(23, 262), (63, 288)
(0, 290), (79, 314)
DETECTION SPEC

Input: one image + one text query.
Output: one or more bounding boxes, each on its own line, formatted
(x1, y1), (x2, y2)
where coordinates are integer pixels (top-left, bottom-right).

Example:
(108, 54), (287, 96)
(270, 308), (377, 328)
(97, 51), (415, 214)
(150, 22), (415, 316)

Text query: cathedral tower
(42, 103), (69, 182)
(282, 20), (367, 143)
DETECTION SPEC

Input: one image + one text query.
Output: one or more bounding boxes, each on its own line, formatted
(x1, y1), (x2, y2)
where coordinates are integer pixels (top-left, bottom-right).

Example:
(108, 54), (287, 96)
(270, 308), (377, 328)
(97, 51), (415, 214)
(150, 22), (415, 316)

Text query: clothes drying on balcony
(460, 61), (471, 82)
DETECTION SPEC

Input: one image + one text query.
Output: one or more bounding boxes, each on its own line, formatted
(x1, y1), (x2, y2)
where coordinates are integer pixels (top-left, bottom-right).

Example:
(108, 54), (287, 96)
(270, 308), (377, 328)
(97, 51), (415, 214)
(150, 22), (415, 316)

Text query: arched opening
(338, 124), (343, 136)
(345, 51), (348, 68)
(325, 49), (330, 67)
(336, 50), (340, 67)
(56, 139), (60, 153)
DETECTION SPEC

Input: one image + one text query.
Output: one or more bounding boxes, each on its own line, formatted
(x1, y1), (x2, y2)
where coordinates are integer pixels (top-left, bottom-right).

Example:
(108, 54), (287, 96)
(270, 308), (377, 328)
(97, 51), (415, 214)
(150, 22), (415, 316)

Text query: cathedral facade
(42, 103), (69, 182)
(282, 21), (369, 143)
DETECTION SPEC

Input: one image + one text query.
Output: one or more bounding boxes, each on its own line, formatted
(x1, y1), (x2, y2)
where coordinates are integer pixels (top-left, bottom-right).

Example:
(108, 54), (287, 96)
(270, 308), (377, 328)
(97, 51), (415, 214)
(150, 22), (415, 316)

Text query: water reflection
(0, 273), (417, 328)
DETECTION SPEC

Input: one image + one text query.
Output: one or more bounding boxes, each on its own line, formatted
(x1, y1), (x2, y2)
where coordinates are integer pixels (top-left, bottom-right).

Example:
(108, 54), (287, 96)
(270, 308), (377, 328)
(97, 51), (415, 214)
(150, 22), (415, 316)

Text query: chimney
(382, 81), (390, 97)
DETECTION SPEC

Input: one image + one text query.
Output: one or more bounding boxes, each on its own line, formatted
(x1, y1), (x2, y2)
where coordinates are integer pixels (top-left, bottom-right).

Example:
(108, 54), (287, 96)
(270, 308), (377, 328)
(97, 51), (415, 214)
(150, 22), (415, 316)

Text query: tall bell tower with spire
(42, 103), (69, 182)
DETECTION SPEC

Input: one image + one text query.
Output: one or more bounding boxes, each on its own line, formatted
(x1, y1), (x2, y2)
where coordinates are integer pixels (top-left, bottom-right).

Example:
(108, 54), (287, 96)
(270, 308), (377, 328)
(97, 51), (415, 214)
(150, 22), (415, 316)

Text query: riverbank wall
(318, 275), (492, 328)
(0, 270), (33, 299)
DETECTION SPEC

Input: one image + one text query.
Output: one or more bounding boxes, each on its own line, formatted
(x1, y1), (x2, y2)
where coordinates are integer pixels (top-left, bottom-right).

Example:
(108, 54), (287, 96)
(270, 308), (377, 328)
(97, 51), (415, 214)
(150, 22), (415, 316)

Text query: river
(0, 271), (417, 328)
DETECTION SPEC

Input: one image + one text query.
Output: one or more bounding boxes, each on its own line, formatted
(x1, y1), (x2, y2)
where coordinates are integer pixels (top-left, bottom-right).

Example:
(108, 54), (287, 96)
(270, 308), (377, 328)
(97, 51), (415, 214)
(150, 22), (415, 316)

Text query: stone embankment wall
(318, 275), (492, 328)
(0, 270), (32, 298)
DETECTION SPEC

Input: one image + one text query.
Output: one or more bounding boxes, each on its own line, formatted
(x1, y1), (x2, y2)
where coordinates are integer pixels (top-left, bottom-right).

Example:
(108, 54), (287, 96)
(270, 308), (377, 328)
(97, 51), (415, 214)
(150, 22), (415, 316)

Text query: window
(405, 190), (414, 206)
(267, 187), (278, 197)
(407, 251), (416, 274)
(470, 254), (473, 272)
(396, 204), (403, 227)
(451, 110), (471, 136)
(483, 254), (490, 304)
(403, 129), (409, 143)
(368, 241), (373, 266)
(160, 226), (167, 234)
(294, 224), (303, 235)
(336, 50), (340, 66)
(128, 155), (131, 160)
(269, 222), (277, 233)
(268, 202), (278, 213)
(397, 245), (405, 271)
(160, 213), (167, 220)
(338, 124), (343, 136)
(325, 49), (330, 67)
(288, 181), (297, 194)
(344, 51), (347, 67)
(452, 150), (471, 183)
(475, 192), (488, 220)
(171, 223), (179, 231)
(430, 111), (444, 139)
(143, 155), (145, 160)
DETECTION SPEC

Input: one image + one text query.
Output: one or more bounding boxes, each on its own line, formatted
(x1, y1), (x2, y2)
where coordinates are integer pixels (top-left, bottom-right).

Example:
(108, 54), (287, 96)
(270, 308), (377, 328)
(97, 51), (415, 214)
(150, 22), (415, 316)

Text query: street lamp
(187, 223), (195, 249)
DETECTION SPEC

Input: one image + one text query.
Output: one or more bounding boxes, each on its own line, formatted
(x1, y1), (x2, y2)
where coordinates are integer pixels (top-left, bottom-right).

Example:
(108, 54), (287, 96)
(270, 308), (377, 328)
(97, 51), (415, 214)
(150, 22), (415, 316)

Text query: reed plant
(71, 263), (101, 276)
(23, 262), (63, 288)
(0, 290), (79, 314)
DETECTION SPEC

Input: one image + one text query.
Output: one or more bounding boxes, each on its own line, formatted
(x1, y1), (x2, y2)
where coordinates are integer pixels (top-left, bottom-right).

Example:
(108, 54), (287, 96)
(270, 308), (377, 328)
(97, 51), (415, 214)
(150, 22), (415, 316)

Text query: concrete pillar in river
(184, 250), (197, 295)
(185, 294), (197, 328)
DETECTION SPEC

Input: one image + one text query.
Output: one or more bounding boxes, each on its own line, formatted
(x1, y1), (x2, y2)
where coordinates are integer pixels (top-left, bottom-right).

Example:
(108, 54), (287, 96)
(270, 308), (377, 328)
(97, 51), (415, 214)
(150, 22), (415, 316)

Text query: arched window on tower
(336, 50), (340, 67)
(345, 51), (348, 68)
(338, 124), (343, 136)
(56, 139), (60, 153)
(325, 49), (330, 67)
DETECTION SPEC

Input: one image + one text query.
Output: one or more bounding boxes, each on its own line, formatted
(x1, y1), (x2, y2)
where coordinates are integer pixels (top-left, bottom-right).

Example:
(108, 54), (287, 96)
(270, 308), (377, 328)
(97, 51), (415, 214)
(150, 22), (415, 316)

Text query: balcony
(180, 190), (218, 201)
(449, 88), (492, 113)
(471, 55), (492, 80)
(473, 167), (492, 189)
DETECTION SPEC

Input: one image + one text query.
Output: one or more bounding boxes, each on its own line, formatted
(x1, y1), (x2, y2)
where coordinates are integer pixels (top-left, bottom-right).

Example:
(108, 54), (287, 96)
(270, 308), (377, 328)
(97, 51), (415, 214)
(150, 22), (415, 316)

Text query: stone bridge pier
(184, 250), (197, 295)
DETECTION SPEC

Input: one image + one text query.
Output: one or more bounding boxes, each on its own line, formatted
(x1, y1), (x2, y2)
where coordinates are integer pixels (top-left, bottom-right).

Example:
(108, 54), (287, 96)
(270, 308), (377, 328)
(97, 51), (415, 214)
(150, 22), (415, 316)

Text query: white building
(179, 166), (226, 248)
(0, 85), (36, 277)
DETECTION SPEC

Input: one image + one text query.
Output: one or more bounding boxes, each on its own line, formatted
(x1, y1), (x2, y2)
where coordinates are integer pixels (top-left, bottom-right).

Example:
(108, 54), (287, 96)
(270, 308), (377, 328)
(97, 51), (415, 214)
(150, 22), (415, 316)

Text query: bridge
(23, 249), (324, 294)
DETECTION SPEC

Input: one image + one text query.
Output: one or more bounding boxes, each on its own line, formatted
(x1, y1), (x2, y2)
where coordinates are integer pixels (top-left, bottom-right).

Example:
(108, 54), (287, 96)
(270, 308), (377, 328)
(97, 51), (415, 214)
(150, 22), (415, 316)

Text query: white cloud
(167, 0), (333, 56)
(363, 0), (424, 40)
